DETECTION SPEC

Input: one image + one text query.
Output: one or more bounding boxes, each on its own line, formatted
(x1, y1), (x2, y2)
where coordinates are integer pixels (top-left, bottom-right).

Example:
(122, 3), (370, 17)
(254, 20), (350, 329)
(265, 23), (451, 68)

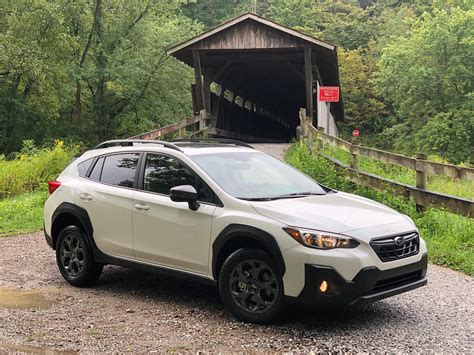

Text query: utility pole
(252, 0), (257, 13)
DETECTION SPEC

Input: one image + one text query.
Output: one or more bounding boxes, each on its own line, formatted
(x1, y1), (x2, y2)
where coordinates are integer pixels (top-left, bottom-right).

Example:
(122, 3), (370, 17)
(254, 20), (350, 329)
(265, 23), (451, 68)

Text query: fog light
(320, 280), (328, 293)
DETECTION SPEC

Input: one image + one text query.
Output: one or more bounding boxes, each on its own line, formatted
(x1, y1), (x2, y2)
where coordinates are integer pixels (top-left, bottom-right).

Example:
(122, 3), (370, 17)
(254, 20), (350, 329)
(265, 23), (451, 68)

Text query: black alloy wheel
(229, 259), (279, 314)
(219, 248), (284, 323)
(56, 226), (103, 287)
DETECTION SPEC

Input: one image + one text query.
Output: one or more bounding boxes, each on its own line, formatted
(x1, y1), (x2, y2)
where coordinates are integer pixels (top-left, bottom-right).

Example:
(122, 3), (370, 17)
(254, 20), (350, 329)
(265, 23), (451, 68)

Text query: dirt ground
(0, 232), (473, 353)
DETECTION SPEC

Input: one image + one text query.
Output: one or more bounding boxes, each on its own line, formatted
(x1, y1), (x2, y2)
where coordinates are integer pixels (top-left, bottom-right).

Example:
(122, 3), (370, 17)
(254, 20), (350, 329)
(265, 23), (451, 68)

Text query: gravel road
(0, 232), (473, 353)
(1, 144), (473, 352)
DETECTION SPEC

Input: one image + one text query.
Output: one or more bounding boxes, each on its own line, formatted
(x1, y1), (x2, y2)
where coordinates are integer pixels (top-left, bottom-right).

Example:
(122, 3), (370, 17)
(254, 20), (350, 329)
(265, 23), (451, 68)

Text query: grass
(286, 142), (474, 276)
(0, 191), (48, 237)
(0, 140), (77, 237)
(0, 140), (78, 199)
(322, 144), (474, 199)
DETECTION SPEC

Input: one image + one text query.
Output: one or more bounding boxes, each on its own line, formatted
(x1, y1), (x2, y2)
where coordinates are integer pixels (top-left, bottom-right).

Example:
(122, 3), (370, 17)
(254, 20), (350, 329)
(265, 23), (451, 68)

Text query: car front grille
(370, 232), (419, 262)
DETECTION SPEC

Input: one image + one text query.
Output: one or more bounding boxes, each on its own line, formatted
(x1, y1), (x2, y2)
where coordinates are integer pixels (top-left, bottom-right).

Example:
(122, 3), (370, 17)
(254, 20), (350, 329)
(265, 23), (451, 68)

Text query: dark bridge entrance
(167, 13), (344, 142)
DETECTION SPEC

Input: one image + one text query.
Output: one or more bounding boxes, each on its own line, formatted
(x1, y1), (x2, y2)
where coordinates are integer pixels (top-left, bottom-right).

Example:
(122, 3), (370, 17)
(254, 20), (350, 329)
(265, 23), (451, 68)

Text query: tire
(55, 226), (103, 287)
(218, 248), (285, 324)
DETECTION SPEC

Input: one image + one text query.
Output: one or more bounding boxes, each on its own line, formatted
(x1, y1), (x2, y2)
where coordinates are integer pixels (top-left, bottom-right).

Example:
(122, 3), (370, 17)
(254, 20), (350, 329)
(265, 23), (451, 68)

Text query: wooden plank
(304, 46), (313, 127)
(320, 153), (473, 218)
(192, 49), (204, 112)
(417, 160), (474, 180)
(356, 145), (416, 169)
(315, 128), (352, 152)
(128, 116), (200, 140)
(203, 74), (212, 114)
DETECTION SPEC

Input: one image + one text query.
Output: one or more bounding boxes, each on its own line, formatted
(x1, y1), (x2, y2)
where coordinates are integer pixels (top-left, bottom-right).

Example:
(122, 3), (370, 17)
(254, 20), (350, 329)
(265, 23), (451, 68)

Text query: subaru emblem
(394, 236), (406, 247)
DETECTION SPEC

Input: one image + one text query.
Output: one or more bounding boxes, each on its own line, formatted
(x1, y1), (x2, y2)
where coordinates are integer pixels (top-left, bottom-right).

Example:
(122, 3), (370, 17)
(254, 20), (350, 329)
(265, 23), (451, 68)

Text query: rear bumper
(293, 253), (428, 307)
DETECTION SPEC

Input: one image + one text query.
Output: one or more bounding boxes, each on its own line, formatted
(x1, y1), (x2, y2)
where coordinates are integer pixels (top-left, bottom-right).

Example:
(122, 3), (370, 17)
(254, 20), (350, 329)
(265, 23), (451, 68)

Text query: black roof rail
(171, 138), (254, 149)
(94, 139), (183, 152)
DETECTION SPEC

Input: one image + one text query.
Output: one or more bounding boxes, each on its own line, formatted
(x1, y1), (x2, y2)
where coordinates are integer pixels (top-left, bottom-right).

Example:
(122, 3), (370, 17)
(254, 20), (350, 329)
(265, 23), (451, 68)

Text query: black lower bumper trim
(294, 253), (428, 307)
(44, 228), (54, 249)
(350, 277), (427, 306)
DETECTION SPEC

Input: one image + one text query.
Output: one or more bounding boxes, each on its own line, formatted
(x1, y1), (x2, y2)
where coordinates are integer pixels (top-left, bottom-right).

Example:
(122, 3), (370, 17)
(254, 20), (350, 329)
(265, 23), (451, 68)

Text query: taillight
(48, 180), (61, 194)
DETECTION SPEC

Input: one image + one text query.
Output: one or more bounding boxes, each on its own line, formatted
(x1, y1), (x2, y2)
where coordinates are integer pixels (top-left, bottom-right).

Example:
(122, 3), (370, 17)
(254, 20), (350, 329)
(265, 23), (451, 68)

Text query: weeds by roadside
(0, 140), (78, 199)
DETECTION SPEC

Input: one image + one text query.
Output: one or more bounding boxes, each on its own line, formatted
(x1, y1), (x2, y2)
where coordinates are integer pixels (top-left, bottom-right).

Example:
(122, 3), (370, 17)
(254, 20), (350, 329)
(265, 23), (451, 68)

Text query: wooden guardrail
(298, 109), (473, 218)
(129, 116), (202, 140)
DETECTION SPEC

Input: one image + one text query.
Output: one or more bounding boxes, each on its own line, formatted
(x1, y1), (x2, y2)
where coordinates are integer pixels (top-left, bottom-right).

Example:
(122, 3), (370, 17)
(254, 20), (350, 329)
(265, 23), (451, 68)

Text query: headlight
(283, 227), (359, 249)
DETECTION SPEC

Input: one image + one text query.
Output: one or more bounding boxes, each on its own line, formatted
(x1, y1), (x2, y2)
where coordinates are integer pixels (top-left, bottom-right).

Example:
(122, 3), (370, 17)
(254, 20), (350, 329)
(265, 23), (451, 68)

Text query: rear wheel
(56, 226), (103, 287)
(218, 248), (284, 323)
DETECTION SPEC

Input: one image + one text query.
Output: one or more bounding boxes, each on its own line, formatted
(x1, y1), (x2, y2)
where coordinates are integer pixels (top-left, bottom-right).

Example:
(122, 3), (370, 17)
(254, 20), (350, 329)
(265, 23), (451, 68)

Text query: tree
(338, 45), (387, 137)
(0, 0), (201, 152)
(374, 8), (473, 162)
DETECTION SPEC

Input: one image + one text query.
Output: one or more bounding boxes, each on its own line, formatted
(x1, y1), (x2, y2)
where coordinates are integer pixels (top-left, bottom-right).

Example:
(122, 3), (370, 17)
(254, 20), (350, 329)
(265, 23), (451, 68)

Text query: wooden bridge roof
(168, 12), (344, 124)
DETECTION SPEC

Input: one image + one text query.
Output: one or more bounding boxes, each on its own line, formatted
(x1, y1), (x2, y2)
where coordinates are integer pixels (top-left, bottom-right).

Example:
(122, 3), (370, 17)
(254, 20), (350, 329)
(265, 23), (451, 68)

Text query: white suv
(44, 139), (427, 323)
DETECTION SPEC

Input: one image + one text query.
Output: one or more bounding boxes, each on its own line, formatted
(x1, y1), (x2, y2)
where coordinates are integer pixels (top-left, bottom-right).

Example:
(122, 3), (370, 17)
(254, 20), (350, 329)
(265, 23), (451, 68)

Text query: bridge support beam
(304, 46), (314, 127)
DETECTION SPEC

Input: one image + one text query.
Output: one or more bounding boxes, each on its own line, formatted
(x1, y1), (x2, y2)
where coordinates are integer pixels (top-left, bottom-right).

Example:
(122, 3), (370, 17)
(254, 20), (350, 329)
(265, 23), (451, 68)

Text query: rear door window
(100, 153), (140, 188)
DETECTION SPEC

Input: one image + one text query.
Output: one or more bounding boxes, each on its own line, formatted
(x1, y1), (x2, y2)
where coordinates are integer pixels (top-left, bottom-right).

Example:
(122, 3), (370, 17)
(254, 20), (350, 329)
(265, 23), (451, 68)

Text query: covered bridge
(167, 13), (344, 142)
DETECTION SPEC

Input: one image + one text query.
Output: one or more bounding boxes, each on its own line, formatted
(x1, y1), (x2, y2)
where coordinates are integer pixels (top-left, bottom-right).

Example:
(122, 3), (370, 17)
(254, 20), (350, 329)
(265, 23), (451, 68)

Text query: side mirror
(170, 185), (200, 211)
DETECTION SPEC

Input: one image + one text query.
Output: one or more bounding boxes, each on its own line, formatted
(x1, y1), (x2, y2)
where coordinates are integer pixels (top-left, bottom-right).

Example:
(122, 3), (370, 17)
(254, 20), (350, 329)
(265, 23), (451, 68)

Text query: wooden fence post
(316, 126), (325, 152)
(415, 152), (428, 213)
(350, 144), (359, 171)
(298, 108), (306, 143)
(307, 118), (313, 151)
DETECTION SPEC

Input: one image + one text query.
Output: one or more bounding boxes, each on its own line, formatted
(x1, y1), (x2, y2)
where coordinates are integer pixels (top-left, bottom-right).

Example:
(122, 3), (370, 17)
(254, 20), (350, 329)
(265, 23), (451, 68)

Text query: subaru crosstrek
(44, 139), (427, 323)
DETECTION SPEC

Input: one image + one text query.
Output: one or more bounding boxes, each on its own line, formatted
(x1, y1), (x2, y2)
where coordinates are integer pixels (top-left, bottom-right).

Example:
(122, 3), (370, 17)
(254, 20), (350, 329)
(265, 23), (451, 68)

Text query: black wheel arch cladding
(212, 224), (286, 280)
(51, 202), (94, 249)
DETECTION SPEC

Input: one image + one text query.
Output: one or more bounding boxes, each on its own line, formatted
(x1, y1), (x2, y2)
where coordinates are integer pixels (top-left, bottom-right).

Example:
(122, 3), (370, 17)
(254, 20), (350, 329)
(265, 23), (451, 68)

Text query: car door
(133, 152), (217, 275)
(75, 152), (140, 259)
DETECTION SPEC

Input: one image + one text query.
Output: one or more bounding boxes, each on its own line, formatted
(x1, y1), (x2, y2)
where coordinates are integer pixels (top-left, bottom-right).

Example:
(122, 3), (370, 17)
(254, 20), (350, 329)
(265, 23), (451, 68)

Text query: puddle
(0, 342), (76, 354)
(0, 288), (56, 309)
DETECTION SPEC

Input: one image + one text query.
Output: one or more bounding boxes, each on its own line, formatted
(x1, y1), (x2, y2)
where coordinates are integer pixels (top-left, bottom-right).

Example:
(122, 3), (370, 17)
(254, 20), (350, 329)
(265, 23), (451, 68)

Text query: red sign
(352, 129), (360, 137)
(319, 86), (340, 102)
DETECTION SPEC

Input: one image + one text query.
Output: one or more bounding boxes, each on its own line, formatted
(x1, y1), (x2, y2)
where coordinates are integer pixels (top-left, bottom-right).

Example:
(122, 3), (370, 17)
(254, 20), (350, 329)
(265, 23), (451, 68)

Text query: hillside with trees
(0, 0), (472, 164)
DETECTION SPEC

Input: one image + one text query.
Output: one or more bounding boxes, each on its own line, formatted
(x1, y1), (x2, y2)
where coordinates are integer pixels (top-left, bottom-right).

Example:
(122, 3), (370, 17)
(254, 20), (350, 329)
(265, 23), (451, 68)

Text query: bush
(0, 140), (78, 198)
(285, 142), (474, 276)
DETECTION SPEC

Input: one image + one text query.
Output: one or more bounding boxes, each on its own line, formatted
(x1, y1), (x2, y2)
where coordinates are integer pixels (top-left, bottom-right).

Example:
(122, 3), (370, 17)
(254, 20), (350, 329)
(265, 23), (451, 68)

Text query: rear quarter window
(89, 157), (105, 181)
(77, 158), (94, 177)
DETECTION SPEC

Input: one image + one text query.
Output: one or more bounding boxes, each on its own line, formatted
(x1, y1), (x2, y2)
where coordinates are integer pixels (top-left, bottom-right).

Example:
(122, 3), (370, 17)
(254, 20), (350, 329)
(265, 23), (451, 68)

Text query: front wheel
(56, 226), (103, 287)
(218, 248), (285, 323)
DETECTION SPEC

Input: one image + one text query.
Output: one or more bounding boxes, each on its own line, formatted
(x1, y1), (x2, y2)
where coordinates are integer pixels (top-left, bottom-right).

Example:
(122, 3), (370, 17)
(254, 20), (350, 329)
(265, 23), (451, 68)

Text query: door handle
(134, 203), (150, 211)
(79, 193), (92, 201)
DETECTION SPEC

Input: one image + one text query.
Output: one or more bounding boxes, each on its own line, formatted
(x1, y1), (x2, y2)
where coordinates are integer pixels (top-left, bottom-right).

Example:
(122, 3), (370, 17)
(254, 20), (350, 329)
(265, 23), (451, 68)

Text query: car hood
(250, 191), (414, 241)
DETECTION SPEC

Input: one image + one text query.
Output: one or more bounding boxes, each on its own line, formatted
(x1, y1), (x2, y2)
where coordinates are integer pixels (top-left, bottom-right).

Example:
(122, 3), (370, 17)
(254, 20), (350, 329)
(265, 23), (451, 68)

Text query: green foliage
(285, 143), (474, 275)
(338, 45), (387, 136)
(374, 7), (474, 163)
(0, 191), (48, 237)
(0, 140), (78, 198)
(0, 0), (201, 153)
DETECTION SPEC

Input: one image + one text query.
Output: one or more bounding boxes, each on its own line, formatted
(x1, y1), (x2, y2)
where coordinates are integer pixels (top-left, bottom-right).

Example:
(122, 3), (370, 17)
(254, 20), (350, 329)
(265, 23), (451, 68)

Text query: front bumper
(293, 253), (428, 307)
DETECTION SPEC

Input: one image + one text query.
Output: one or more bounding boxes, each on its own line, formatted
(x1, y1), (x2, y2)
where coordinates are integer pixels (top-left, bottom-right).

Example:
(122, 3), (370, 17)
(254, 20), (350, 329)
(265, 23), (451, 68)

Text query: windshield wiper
(271, 192), (326, 199)
(239, 192), (325, 201)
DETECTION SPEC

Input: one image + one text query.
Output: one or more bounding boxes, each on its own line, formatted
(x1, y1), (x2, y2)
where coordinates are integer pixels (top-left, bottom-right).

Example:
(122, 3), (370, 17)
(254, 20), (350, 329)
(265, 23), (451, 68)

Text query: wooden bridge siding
(194, 20), (305, 51)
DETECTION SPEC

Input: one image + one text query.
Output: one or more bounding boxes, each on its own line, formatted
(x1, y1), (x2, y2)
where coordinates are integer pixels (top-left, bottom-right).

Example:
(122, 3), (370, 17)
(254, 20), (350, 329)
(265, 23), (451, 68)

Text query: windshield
(190, 152), (327, 200)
